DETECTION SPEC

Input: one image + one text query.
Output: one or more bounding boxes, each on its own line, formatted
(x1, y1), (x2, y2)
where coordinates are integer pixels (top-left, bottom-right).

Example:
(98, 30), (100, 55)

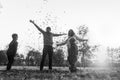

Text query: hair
(46, 27), (51, 30)
(68, 29), (75, 37)
(12, 33), (18, 39)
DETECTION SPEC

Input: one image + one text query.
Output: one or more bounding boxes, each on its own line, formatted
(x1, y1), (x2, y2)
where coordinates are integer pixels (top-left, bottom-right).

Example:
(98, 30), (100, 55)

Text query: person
(30, 20), (66, 71)
(6, 33), (18, 71)
(57, 29), (87, 72)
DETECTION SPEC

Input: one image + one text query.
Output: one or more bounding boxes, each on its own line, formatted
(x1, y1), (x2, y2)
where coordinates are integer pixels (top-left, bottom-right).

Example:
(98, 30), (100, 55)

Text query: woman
(57, 29), (87, 72)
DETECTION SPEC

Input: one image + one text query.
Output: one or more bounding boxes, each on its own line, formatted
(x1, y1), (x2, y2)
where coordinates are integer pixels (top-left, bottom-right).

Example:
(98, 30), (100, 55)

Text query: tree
(53, 49), (65, 66)
(14, 54), (25, 66)
(26, 50), (42, 66)
(77, 25), (98, 68)
(0, 50), (7, 65)
(107, 47), (120, 67)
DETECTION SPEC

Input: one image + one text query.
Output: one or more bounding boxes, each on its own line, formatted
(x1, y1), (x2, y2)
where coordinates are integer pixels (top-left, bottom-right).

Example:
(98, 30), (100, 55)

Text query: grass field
(0, 66), (120, 80)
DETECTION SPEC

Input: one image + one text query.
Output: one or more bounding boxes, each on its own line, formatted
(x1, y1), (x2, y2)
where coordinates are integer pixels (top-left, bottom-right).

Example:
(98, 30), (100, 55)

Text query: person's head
(12, 33), (18, 41)
(46, 27), (51, 33)
(68, 29), (75, 37)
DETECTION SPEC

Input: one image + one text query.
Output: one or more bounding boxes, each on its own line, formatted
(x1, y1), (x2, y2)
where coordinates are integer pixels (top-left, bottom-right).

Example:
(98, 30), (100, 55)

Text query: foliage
(14, 54), (25, 66)
(77, 25), (98, 67)
(0, 50), (7, 65)
(0, 67), (120, 80)
(107, 47), (120, 66)
(53, 49), (65, 66)
(26, 50), (42, 66)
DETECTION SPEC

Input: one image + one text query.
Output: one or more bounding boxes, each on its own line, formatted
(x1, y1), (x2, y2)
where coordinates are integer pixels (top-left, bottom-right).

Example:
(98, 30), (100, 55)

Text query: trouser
(40, 45), (53, 70)
(68, 55), (77, 72)
(68, 45), (78, 72)
(6, 54), (15, 70)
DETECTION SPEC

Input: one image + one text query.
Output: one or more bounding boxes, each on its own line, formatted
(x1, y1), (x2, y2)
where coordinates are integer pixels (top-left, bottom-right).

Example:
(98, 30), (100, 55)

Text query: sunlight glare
(94, 47), (109, 68)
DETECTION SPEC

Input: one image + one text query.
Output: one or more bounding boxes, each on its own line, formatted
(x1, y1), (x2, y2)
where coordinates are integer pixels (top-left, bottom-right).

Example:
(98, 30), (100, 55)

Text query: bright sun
(94, 48), (109, 67)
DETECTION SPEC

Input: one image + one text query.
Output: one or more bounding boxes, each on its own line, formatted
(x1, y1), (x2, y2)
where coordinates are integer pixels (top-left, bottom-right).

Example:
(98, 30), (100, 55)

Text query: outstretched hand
(29, 20), (35, 24)
(84, 39), (88, 42)
(82, 39), (88, 43)
(56, 42), (61, 47)
(56, 44), (59, 47)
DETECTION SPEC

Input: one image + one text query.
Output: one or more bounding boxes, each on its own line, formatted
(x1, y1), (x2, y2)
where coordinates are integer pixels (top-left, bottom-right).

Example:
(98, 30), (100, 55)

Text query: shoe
(40, 67), (43, 71)
(3, 70), (9, 73)
(40, 69), (43, 71)
(70, 67), (77, 73)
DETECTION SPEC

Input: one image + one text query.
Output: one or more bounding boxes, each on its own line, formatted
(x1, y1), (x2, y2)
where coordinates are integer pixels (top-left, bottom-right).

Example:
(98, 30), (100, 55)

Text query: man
(30, 20), (66, 71)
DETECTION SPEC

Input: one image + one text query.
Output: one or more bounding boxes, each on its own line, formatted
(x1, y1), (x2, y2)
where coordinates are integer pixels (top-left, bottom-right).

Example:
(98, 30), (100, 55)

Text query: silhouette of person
(30, 20), (66, 71)
(57, 29), (87, 72)
(6, 33), (18, 71)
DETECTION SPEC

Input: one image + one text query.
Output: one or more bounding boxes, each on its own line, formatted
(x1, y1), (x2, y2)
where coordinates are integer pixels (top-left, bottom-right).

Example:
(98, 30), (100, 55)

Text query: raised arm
(30, 20), (45, 33)
(75, 35), (88, 42)
(52, 33), (67, 37)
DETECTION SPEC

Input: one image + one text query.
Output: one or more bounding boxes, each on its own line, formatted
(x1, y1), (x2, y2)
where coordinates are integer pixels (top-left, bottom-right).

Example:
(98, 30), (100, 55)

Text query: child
(57, 29), (87, 72)
(6, 33), (18, 71)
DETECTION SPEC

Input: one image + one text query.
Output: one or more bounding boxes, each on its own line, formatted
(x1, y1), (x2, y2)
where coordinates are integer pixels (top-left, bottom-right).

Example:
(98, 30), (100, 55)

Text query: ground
(0, 66), (120, 80)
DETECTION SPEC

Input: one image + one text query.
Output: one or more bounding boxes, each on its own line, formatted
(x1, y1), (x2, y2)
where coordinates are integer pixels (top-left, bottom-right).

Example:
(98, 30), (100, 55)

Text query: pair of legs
(68, 45), (78, 72)
(6, 54), (15, 70)
(68, 55), (77, 72)
(40, 45), (53, 71)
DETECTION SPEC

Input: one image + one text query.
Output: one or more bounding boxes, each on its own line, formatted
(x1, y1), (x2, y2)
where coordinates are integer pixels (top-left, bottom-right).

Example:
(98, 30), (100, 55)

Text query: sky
(0, 0), (120, 55)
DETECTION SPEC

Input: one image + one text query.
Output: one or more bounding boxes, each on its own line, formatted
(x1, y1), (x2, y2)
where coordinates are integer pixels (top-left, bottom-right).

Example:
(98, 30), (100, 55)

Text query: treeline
(0, 49), (65, 66)
(0, 49), (94, 67)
